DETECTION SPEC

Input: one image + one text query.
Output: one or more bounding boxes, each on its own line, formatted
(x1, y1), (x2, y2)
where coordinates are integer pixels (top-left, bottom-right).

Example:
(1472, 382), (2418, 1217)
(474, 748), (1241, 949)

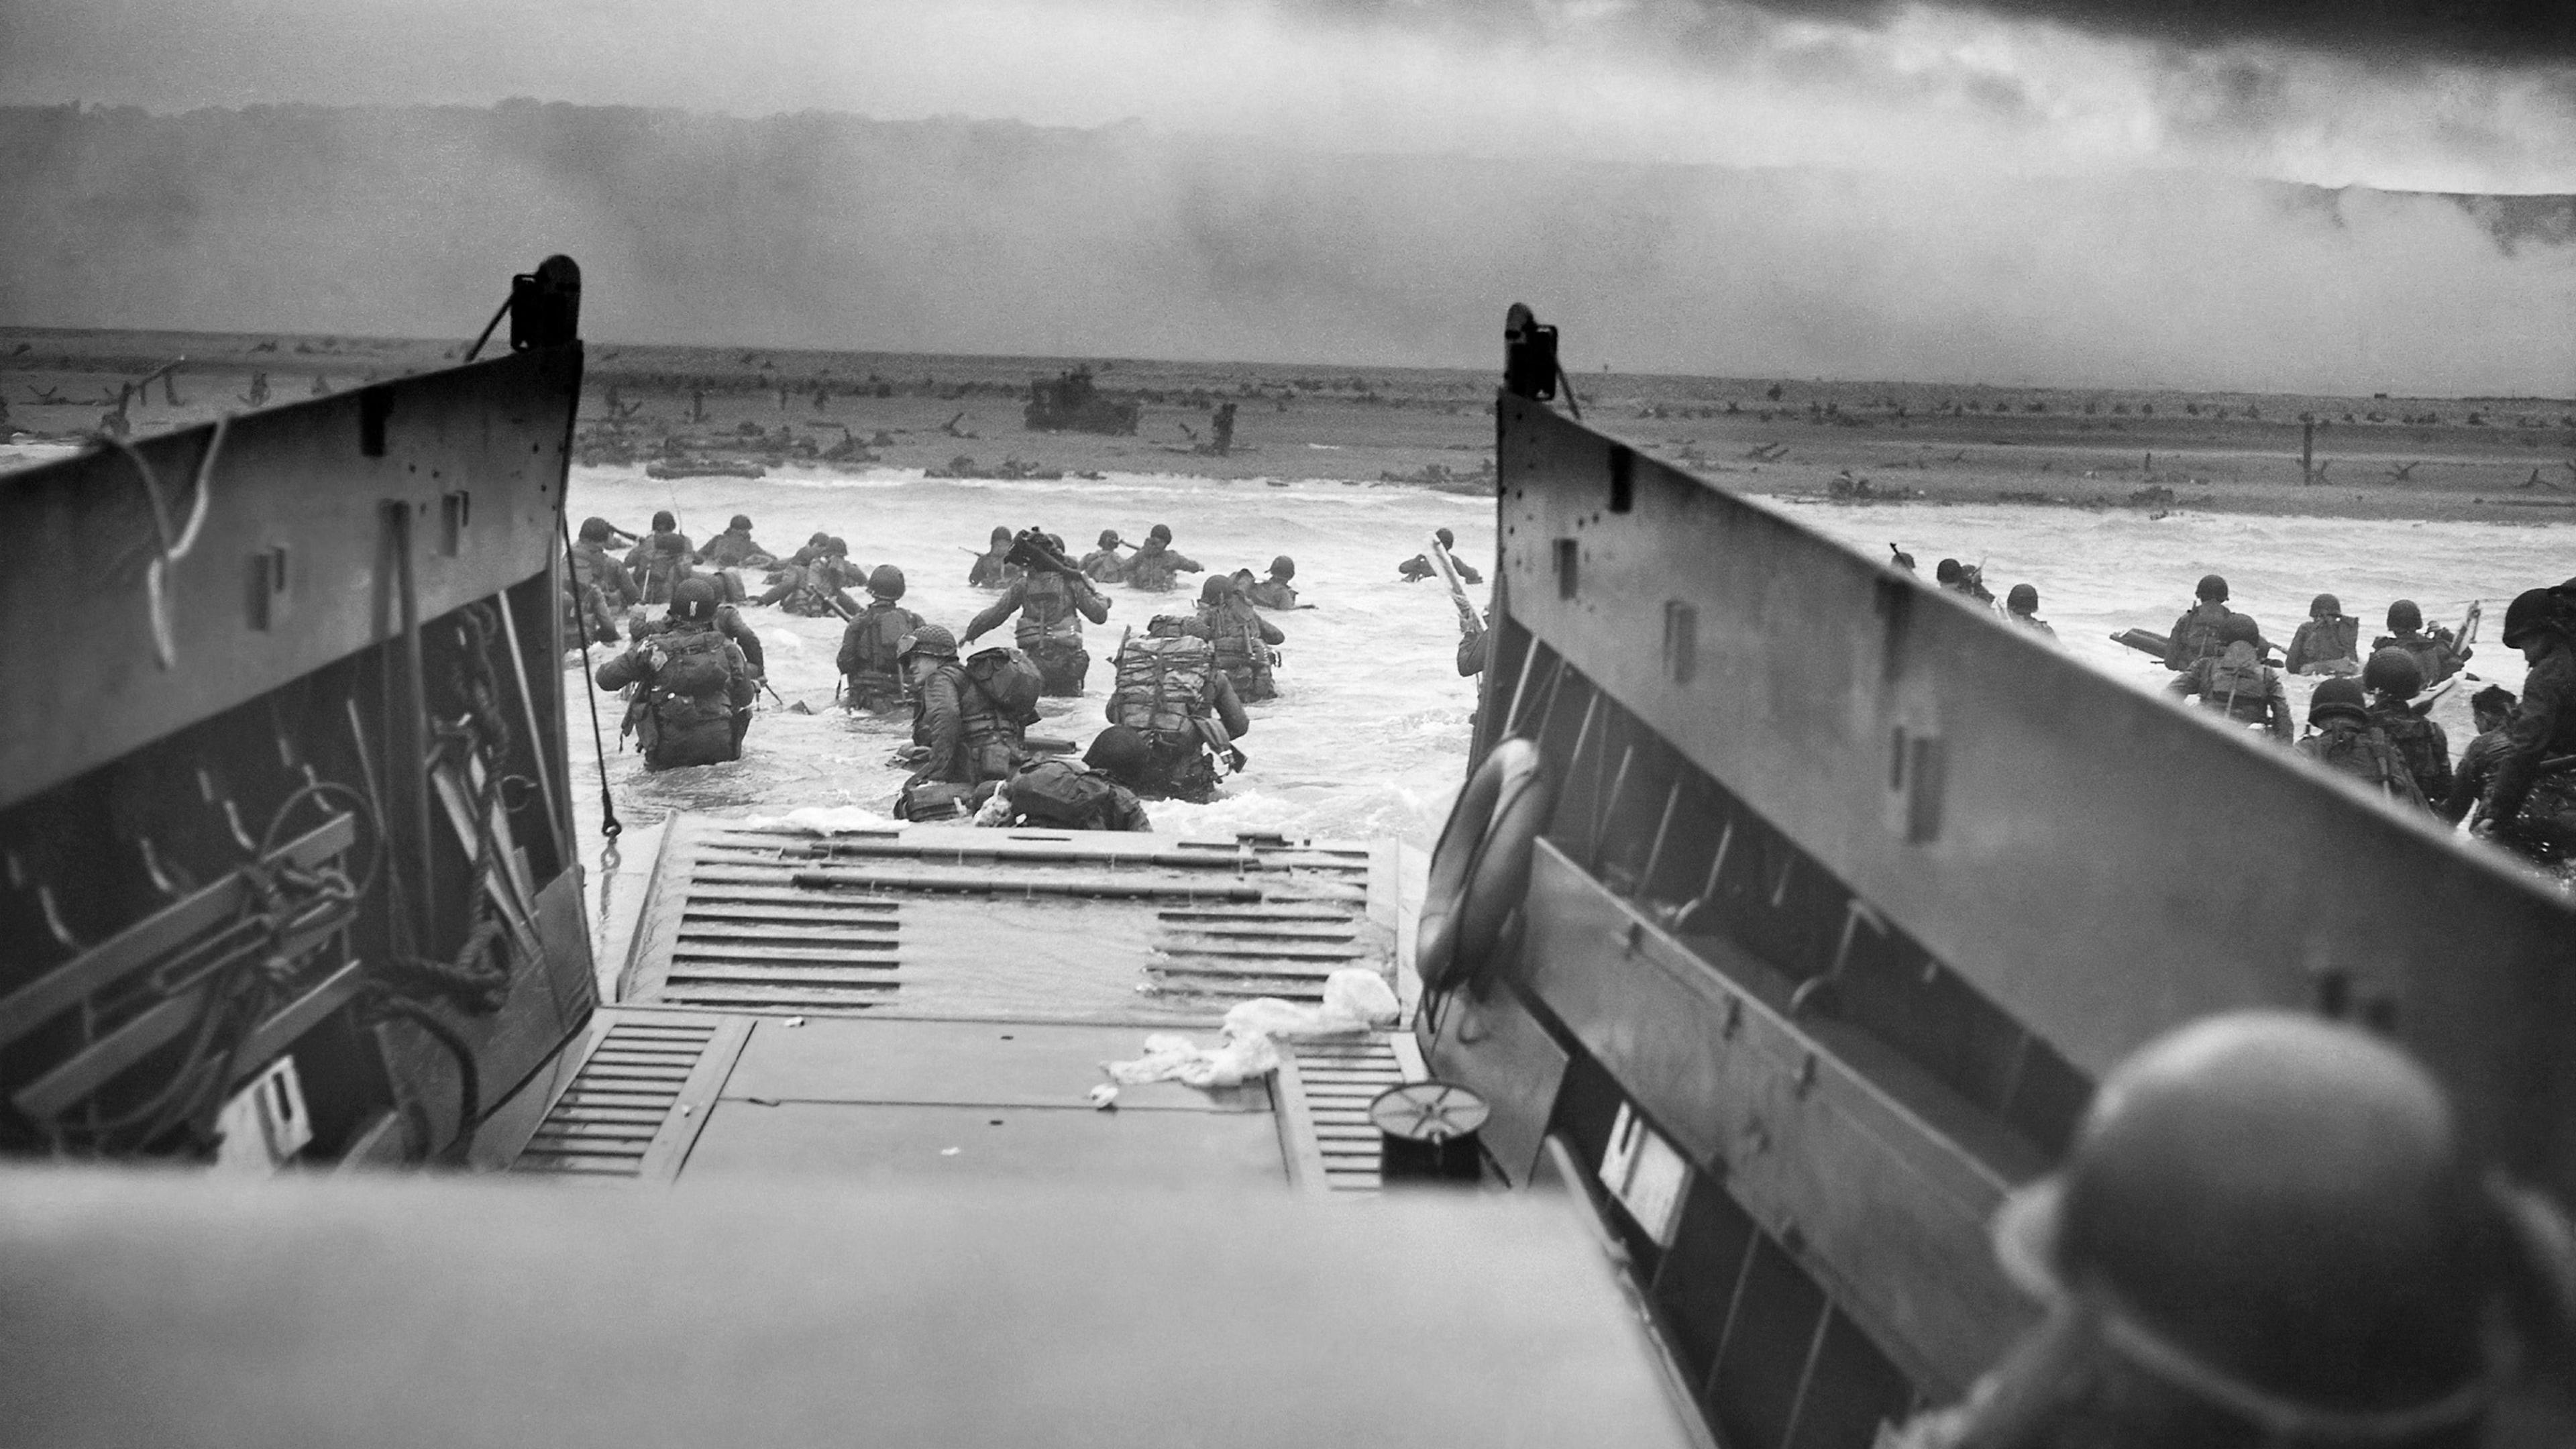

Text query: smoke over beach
(1, 1), (2571, 392)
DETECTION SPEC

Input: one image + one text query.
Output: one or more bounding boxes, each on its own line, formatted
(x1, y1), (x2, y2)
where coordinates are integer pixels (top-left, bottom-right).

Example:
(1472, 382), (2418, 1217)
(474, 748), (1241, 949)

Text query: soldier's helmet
(652, 509), (678, 532)
(2310, 592), (2341, 618)
(1148, 523), (1173, 544)
(2501, 587), (2560, 647)
(2363, 646), (2424, 700)
(1990, 1012), (2519, 1442)
(825, 537), (849, 557)
(868, 565), (906, 600)
(2218, 613), (2261, 645)
(1936, 559), (1964, 584)
(669, 578), (720, 624)
(2309, 676), (2370, 725)
(2006, 583), (2038, 613)
(990, 525), (1014, 545)
(2196, 574), (2229, 602)
(1084, 724), (1153, 780)
(578, 516), (614, 543)
(1199, 574), (1237, 605)
(1269, 555), (1295, 580)
(1098, 529), (1122, 548)
(898, 624), (957, 661)
(2388, 599), (2423, 634)
(729, 513), (753, 532)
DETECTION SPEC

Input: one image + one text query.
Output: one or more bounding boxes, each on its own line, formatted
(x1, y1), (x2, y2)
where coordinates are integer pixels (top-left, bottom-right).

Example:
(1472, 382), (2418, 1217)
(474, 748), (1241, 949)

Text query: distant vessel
(3, 272), (2569, 1448)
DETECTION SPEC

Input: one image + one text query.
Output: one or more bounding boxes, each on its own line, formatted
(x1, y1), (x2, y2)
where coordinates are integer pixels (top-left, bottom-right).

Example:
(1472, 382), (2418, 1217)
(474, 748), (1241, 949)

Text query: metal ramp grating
(1277, 1034), (1424, 1193)
(509, 1014), (746, 1179)
(655, 827), (907, 1013)
(624, 820), (1395, 1017)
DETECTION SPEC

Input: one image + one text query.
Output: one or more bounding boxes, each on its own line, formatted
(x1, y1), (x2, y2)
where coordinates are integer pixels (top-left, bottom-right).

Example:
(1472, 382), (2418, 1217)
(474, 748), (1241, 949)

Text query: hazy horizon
(4, 3), (2571, 394)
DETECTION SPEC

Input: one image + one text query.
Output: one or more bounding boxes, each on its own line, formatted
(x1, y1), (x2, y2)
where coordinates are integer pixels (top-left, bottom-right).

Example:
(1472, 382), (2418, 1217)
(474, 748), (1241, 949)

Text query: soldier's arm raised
(962, 586), (1022, 645)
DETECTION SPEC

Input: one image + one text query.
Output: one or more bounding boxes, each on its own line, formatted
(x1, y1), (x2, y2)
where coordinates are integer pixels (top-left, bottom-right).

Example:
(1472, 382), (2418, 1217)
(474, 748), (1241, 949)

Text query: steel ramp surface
(512, 1006), (1426, 1191)
(619, 815), (1396, 1023)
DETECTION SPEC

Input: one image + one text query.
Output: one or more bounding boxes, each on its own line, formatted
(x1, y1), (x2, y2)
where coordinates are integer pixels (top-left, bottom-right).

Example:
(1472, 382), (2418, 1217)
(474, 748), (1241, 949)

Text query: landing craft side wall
(0, 341), (592, 1168)
(1486, 392), (2576, 1201)
(0, 348), (583, 812)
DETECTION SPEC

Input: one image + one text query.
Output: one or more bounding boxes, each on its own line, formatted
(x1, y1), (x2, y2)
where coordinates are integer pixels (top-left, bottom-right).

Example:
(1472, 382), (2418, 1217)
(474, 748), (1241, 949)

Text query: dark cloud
(1299, 0), (2576, 61)
(1, 101), (2565, 394)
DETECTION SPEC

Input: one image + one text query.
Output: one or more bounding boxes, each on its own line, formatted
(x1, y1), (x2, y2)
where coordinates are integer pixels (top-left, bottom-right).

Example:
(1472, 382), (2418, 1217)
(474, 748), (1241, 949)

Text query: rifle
(1426, 533), (1484, 638)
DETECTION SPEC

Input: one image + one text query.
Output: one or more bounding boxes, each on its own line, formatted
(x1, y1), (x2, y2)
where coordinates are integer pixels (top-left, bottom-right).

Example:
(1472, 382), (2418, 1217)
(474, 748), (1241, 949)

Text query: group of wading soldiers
(2155, 572), (2576, 868)
(575, 511), (1308, 835)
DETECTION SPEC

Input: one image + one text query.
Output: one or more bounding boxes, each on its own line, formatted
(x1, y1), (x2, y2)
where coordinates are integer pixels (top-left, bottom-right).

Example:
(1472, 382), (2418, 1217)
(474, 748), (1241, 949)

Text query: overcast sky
(3, 1), (2570, 389)
(8, 0), (2572, 192)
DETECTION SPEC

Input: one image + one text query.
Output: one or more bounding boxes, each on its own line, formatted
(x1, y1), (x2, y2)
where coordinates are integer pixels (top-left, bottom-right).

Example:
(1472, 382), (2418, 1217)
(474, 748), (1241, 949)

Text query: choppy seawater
(562, 468), (2565, 859)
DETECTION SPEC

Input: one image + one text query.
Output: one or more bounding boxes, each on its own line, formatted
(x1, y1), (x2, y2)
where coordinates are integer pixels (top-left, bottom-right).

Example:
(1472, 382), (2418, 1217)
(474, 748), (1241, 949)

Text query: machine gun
(1002, 528), (1081, 577)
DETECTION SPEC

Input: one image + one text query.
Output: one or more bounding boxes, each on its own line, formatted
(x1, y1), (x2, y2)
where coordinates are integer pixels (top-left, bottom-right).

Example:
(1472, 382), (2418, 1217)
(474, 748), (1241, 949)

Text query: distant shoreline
(6, 326), (2569, 525)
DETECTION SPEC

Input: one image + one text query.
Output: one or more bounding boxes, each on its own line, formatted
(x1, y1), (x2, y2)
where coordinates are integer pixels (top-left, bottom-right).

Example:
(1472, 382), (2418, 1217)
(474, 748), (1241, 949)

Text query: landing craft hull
(1428, 384), (2576, 1443)
(0, 307), (594, 1168)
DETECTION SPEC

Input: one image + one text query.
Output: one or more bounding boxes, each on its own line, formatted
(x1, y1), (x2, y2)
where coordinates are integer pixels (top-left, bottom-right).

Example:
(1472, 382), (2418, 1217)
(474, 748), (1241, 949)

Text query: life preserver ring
(1416, 737), (1556, 995)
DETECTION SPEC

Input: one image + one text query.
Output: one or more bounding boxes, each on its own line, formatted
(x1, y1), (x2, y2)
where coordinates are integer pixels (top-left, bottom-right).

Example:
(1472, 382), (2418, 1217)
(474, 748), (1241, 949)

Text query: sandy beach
(6, 325), (2569, 524)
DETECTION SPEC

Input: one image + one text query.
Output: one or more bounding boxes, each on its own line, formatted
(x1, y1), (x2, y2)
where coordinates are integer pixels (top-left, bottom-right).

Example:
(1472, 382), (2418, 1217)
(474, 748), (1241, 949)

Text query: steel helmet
(2196, 574), (2229, 602)
(2387, 599), (2424, 633)
(651, 509), (678, 532)
(2308, 676), (2370, 726)
(729, 513), (753, 531)
(1148, 523), (1173, 544)
(825, 537), (849, 556)
(653, 531), (686, 555)
(2501, 587), (2559, 647)
(669, 578), (720, 623)
(808, 531), (830, 547)
(1199, 574), (1237, 604)
(1097, 529), (1122, 547)
(578, 516), (614, 543)
(1269, 555), (1295, 580)
(867, 564), (906, 600)
(1936, 558), (1964, 584)
(990, 525), (1014, 545)
(2363, 646), (2424, 700)
(2311, 592), (2341, 618)
(2217, 613), (2261, 645)
(2006, 583), (2038, 612)
(898, 624), (957, 661)
(1084, 724), (1152, 777)
(1993, 1012), (2504, 1436)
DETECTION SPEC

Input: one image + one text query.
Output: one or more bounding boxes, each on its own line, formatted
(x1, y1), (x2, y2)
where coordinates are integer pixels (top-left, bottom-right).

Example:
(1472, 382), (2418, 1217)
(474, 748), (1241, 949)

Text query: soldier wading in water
(596, 578), (757, 770)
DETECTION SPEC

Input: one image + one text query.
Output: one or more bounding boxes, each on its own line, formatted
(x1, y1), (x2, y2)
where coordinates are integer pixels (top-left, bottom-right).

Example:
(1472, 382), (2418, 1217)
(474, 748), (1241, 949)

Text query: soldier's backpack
(1112, 634), (1214, 738)
(1008, 759), (1120, 830)
(2175, 604), (2231, 665)
(653, 629), (739, 700)
(2377, 710), (2449, 792)
(848, 604), (914, 676)
(963, 647), (1044, 727)
(2304, 720), (2416, 802)
(900, 779), (985, 822)
(2204, 653), (2273, 722)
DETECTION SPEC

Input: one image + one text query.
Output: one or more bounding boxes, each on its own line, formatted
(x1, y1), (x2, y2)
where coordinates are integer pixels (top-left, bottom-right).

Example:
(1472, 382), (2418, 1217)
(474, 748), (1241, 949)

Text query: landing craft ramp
(502, 818), (1427, 1193)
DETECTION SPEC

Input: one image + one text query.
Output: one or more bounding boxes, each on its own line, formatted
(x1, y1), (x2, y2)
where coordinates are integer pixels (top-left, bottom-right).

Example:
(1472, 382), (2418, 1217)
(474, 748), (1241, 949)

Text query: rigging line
(461, 293), (513, 364)
(560, 508), (624, 841)
(94, 415), (228, 669)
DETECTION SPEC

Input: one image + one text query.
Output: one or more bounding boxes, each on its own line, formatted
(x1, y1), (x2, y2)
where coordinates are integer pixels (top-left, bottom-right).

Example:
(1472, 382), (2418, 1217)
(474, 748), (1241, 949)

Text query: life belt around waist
(1415, 737), (1556, 996)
